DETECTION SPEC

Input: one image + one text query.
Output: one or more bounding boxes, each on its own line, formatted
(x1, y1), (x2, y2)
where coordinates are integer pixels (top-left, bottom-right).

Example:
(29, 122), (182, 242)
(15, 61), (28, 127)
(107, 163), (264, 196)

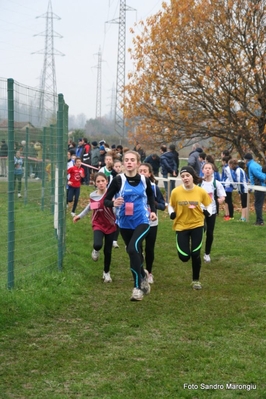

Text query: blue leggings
(120, 224), (150, 289)
(176, 227), (204, 281)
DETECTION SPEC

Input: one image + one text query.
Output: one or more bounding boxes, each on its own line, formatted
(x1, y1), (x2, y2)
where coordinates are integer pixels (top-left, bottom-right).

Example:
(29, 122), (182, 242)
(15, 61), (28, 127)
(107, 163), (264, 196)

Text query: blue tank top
(116, 174), (149, 229)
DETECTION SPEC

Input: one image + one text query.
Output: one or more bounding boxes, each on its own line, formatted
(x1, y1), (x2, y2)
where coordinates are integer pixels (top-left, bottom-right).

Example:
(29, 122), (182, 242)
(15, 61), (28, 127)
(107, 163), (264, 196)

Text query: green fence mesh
(0, 78), (68, 289)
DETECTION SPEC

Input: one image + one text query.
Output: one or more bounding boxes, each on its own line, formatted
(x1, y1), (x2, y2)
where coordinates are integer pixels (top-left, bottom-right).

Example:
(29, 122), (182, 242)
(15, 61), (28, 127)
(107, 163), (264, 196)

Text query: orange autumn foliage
(124, 0), (266, 160)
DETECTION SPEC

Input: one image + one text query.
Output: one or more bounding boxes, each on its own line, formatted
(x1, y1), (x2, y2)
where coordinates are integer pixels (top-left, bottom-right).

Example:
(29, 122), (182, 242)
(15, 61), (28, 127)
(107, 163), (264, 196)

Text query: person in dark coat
(188, 144), (203, 175)
(169, 144), (179, 175)
(133, 143), (146, 162)
(144, 153), (161, 176)
(160, 144), (177, 203)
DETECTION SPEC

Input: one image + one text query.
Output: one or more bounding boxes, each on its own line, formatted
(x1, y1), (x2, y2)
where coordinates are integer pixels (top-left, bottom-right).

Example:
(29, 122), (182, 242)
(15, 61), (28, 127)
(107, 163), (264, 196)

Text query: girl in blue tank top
(104, 151), (157, 301)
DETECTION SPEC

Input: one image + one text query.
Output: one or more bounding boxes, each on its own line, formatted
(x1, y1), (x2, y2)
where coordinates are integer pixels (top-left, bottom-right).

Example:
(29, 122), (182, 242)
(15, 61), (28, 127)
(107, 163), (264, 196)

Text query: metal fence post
(57, 94), (64, 271)
(41, 127), (46, 211)
(7, 78), (15, 289)
(24, 127), (29, 204)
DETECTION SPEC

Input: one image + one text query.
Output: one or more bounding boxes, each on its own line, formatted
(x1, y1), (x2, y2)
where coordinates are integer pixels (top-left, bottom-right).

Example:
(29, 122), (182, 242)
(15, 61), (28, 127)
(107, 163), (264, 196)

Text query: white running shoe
(191, 281), (202, 290)
(141, 269), (151, 295)
(130, 288), (144, 301)
(103, 272), (112, 283)
(112, 241), (119, 248)
(91, 249), (99, 261)
(148, 273), (154, 284)
(203, 254), (211, 262)
(71, 212), (76, 217)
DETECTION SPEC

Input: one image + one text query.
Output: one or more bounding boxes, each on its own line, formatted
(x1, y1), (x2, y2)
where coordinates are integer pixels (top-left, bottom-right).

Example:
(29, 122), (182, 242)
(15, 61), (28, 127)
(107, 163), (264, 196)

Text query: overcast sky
(1, 0), (168, 121)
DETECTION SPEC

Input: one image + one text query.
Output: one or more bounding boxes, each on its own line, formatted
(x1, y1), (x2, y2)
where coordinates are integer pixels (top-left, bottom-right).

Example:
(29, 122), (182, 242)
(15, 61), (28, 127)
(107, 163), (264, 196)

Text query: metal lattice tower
(33, 0), (64, 124)
(95, 46), (102, 119)
(109, 83), (116, 120)
(108, 0), (135, 138)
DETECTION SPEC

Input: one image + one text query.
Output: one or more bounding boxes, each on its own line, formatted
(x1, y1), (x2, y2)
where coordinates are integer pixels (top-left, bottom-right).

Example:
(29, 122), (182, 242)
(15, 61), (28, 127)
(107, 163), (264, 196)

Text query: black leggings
(176, 227), (204, 281)
(94, 230), (115, 273)
(14, 174), (22, 192)
(67, 186), (80, 213)
(120, 224), (150, 289)
(225, 191), (234, 217)
(113, 225), (120, 241)
(142, 225), (158, 274)
(204, 214), (216, 255)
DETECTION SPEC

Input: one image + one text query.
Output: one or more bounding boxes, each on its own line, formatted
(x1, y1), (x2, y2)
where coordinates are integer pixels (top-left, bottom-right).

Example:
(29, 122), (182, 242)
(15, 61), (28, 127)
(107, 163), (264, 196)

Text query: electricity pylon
(95, 47), (102, 119)
(32, 0), (64, 125)
(107, 0), (135, 138)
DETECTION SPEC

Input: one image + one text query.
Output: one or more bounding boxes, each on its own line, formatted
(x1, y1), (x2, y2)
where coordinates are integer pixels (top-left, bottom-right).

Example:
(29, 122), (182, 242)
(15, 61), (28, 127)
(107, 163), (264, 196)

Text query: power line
(32, 0), (64, 125)
(107, 0), (135, 138)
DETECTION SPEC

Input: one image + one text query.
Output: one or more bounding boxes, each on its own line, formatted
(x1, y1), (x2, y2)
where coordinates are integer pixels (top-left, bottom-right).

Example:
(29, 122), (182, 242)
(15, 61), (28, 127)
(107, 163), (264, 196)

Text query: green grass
(0, 180), (59, 287)
(0, 186), (265, 398)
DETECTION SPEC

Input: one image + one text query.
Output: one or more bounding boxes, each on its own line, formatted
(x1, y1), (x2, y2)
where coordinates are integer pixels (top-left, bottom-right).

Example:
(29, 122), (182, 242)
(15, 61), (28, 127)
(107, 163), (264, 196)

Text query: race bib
(90, 201), (100, 210)
(125, 202), (134, 215)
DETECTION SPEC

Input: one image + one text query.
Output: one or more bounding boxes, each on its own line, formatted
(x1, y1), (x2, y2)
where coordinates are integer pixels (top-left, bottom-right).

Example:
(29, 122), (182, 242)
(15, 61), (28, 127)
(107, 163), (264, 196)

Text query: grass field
(0, 185), (265, 398)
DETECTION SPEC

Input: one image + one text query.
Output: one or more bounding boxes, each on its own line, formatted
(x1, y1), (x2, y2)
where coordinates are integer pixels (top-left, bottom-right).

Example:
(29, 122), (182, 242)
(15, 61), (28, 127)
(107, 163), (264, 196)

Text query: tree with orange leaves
(124, 0), (266, 160)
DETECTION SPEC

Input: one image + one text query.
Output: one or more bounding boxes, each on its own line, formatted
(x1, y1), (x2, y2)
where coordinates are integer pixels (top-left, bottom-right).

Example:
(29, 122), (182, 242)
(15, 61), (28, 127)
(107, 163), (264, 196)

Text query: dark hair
(228, 158), (238, 170)
(222, 150), (230, 157)
(180, 165), (203, 185)
(199, 152), (206, 160)
(206, 154), (219, 172)
(94, 172), (108, 182)
(222, 156), (231, 163)
(238, 160), (246, 170)
(169, 144), (176, 151)
(139, 163), (157, 183)
(160, 145), (167, 153)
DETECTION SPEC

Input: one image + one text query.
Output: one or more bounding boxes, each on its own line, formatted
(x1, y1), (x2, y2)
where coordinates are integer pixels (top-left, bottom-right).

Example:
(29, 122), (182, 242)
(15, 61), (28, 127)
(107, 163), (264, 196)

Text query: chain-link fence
(0, 78), (68, 289)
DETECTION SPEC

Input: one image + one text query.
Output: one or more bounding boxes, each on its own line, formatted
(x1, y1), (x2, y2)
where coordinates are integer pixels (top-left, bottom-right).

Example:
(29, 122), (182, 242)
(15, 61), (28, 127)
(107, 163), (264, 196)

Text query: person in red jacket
(67, 157), (85, 216)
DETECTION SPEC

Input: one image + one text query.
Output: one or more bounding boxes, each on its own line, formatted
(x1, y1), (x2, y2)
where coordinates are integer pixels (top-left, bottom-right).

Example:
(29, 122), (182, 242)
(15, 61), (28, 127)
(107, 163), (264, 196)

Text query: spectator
(187, 144), (203, 175)
(116, 145), (123, 160)
(98, 146), (106, 168)
(199, 151), (206, 177)
(244, 153), (266, 226)
(75, 138), (85, 159)
(90, 141), (100, 180)
(160, 144), (177, 203)
(14, 150), (23, 198)
(134, 142), (146, 162)
(144, 153), (161, 176)
(169, 144), (179, 176)
(221, 149), (231, 159)
(0, 139), (8, 177)
(229, 158), (248, 222)
(200, 162), (226, 262)
(221, 156), (235, 220)
(82, 138), (91, 185)
(34, 141), (42, 180)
